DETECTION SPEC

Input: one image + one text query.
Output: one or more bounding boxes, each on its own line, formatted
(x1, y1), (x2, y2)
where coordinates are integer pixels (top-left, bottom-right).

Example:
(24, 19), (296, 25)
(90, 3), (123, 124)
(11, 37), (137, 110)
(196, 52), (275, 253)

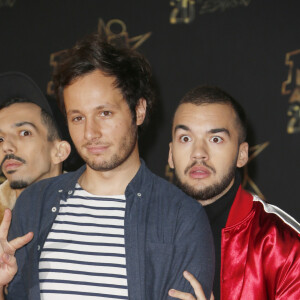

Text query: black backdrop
(0, 0), (299, 220)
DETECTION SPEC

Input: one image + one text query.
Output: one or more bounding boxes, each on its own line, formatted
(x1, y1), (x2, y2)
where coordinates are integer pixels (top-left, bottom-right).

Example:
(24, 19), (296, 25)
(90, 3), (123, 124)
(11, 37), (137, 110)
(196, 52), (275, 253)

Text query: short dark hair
(0, 98), (61, 142)
(53, 33), (156, 129)
(179, 85), (247, 143)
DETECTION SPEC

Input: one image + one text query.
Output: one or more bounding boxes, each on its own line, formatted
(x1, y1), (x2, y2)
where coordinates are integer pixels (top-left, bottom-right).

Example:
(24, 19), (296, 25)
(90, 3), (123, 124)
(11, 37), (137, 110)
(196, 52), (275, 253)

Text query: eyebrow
(208, 128), (230, 137)
(15, 121), (38, 130)
(0, 121), (38, 135)
(67, 105), (118, 115)
(174, 124), (190, 133)
(174, 124), (230, 137)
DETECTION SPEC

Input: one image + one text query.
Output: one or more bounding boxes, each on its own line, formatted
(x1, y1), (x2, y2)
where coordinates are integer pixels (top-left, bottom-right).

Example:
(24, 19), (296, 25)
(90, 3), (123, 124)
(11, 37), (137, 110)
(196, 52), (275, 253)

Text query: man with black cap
(0, 72), (71, 221)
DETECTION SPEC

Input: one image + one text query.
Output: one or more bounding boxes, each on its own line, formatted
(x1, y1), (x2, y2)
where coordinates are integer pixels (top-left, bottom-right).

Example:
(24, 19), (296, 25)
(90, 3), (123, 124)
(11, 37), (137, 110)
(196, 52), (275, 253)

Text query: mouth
(2, 159), (24, 172)
(85, 144), (109, 155)
(188, 165), (211, 179)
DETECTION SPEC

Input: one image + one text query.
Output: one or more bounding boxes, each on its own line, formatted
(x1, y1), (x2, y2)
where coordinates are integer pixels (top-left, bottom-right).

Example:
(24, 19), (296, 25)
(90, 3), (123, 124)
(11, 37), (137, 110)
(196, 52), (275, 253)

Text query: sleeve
(166, 201), (215, 299)
(6, 186), (42, 300)
(275, 233), (300, 299)
(6, 193), (30, 300)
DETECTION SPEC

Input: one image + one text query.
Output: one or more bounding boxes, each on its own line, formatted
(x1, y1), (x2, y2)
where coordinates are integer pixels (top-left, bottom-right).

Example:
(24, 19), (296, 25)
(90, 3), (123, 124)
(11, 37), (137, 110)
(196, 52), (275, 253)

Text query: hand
(168, 271), (214, 300)
(0, 209), (33, 286)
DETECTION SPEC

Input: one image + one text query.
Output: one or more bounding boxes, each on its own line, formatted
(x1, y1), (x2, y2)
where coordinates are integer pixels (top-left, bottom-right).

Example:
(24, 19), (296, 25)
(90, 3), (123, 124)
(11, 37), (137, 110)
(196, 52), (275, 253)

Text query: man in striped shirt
(0, 34), (214, 299)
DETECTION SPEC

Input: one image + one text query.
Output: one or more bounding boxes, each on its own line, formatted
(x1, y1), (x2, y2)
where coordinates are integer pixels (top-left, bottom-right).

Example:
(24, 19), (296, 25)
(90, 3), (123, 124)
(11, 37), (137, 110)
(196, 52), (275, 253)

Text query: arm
(0, 209), (33, 299)
(275, 236), (300, 299)
(169, 271), (214, 300)
(166, 202), (214, 299)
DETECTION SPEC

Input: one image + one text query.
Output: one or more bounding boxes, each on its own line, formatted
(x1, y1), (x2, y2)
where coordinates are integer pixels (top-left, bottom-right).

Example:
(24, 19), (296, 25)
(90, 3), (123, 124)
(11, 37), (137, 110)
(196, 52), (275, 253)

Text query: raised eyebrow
(15, 121), (38, 131)
(208, 128), (230, 137)
(174, 124), (190, 133)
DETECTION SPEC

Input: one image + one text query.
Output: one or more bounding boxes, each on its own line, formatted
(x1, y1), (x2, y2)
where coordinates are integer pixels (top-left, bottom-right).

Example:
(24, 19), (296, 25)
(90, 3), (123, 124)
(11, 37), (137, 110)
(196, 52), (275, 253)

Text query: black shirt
(203, 172), (241, 300)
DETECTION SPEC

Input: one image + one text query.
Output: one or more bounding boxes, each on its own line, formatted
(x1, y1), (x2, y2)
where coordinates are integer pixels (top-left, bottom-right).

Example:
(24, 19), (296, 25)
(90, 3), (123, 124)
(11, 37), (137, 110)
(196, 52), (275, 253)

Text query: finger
(1, 252), (17, 269)
(183, 271), (206, 299)
(169, 289), (196, 300)
(9, 232), (34, 251)
(210, 292), (214, 300)
(0, 209), (12, 240)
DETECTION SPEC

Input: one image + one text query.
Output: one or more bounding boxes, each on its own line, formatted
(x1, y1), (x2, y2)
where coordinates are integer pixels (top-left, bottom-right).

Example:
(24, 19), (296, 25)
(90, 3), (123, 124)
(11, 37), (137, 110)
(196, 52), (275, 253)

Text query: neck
(15, 188), (24, 198)
(79, 147), (141, 195)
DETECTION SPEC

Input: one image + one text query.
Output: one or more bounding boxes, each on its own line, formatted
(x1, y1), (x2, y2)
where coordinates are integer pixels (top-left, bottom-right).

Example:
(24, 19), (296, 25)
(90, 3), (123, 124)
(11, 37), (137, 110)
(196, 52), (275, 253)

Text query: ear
(236, 142), (249, 168)
(51, 140), (71, 165)
(168, 142), (175, 169)
(136, 98), (147, 126)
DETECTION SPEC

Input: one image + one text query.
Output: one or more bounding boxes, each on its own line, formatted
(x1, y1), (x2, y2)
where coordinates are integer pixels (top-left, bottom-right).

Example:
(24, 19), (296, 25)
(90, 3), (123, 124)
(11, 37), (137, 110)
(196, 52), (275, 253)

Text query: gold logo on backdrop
(170, 0), (251, 24)
(170, 0), (196, 24)
(242, 141), (269, 200)
(165, 141), (268, 200)
(282, 49), (300, 134)
(0, 0), (16, 8)
(97, 19), (152, 49)
(47, 19), (151, 95)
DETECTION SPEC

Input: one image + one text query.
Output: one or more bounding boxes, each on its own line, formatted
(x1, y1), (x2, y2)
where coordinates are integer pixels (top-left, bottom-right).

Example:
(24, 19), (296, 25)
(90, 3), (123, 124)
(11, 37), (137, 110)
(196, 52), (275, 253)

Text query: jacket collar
(125, 159), (152, 196)
(61, 159), (150, 199)
(225, 186), (253, 227)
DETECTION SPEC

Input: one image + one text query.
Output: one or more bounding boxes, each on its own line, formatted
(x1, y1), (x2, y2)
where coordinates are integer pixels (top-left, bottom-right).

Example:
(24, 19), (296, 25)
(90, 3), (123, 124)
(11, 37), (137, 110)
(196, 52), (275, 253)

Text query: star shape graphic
(97, 18), (151, 49)
(242, 141), (269, 200)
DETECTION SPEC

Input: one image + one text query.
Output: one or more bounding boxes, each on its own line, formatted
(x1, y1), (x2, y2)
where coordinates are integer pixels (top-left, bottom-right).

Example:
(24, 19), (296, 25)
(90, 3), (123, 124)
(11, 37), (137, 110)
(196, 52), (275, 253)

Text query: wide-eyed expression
(169, 103), (248, 203)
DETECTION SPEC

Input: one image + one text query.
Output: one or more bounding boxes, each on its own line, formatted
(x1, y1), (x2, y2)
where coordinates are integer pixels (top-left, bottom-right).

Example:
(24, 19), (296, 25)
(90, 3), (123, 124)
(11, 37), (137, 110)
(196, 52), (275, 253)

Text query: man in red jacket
(168, 85), (300, 300)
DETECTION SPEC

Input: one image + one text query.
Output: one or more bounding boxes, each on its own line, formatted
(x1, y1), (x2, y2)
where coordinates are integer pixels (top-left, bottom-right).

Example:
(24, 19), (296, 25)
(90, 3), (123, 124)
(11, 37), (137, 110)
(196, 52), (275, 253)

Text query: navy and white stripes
(39, 184), (128, 299)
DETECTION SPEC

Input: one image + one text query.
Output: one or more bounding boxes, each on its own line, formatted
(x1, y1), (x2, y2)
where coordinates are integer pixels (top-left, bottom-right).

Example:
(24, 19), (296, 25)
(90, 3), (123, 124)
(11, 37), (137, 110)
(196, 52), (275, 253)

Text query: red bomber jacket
(220, 187), (300, 300)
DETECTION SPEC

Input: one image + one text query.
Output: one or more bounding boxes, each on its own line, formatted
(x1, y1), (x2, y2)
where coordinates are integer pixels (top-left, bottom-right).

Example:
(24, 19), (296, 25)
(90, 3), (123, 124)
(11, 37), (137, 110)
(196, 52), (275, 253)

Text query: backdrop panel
(0, 0), (299, 220)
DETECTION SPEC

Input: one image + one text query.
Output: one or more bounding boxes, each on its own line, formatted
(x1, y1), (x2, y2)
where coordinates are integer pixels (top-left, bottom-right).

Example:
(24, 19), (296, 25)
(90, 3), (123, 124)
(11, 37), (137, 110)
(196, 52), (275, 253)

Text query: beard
(174, 158), (237, 201)
(10, 180), (29, 190)
(79, 122), (138, 172)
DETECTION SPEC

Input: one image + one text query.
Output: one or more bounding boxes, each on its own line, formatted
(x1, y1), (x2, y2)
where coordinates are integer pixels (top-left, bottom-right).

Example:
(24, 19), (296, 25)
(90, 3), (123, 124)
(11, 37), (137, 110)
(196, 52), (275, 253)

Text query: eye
(72, 116), (85, 122)
(20, 130), (31, 137)
(100, 111), (112, 117)
(0, 137), (3, 143)
(180, 135), (192, 143)
(210, 136), (223, 143)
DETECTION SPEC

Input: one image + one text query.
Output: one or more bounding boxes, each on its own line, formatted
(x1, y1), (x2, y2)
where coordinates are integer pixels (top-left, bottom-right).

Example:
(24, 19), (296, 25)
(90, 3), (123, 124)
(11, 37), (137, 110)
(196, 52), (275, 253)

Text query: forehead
(173, 103), (238, 132)
(0, 102), (43, 127)
(64, 70), (126, 112)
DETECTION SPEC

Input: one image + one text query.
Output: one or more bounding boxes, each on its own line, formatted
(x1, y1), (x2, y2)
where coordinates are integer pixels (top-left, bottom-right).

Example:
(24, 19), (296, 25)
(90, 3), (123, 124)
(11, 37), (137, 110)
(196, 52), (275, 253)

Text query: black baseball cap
(0, 71), (53, 116)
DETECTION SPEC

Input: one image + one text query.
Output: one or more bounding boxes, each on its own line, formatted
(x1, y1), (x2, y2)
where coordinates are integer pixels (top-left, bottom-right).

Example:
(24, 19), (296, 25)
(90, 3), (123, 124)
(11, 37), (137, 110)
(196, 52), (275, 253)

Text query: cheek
(172, 147), (187, 168)
(68, 125), (82, 141)
(213, 147), (238, 168)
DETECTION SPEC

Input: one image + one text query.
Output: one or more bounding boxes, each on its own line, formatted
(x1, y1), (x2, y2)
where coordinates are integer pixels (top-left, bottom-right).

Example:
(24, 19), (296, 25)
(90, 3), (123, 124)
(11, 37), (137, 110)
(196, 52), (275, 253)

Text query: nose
(191, 140), (208, 161)
(84, 117), (102, 141)
(1, 139), (16, 154)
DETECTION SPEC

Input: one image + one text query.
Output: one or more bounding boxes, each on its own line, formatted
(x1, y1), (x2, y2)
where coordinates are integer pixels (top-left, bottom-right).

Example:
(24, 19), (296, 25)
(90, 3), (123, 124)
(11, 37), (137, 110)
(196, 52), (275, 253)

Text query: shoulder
(143, 170), (209, 228)
(19, 166), (85, 198)
(151, 170), (202, 207)
(14, 166), (85, 214)
(253, 195), (300, 236)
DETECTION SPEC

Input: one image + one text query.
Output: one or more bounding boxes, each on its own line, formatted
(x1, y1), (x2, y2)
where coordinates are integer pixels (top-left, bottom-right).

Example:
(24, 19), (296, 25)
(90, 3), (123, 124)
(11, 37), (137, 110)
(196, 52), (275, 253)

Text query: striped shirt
(39, 183), (128, 299)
